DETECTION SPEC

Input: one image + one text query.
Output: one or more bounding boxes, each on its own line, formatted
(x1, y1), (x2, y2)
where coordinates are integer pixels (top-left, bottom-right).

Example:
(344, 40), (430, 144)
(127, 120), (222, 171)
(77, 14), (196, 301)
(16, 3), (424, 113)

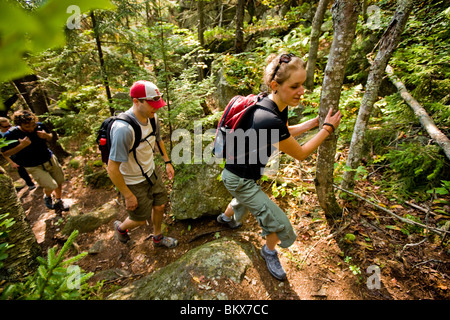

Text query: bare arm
(157, 139), (174, 180)
(2, 137), (31, 157)
(288, 116), (320, 137)
(277, 109), (342, 161)
(37, 130), (52, 141)
(107, 159), (138, 211)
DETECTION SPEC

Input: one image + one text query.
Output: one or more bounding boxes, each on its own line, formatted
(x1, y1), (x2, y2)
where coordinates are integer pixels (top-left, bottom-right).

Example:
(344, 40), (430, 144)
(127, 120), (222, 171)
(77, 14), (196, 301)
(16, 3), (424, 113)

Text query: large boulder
(107, 238), (256, 300)
(170, 163), (232, 220)
(62, 201), (118, 235)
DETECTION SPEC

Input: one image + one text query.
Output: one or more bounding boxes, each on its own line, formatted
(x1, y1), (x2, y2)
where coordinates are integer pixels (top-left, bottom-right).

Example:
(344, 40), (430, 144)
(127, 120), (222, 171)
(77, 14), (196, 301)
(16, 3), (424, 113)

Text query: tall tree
(235, 0), (245, 53)
(90, 10), (114, 116)
(342, 0), (414, 190)
(315, 0), (360, 219)
(305, 0), (332, 90)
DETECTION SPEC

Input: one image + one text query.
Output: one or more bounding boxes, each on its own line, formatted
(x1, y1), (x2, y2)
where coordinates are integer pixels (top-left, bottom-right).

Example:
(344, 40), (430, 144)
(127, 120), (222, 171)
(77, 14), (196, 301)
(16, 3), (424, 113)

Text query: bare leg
(119, 217), (146, 231)
(266, 232), (281, 251)
(152, 204), (165, 235)
(224, 203), (234, 218)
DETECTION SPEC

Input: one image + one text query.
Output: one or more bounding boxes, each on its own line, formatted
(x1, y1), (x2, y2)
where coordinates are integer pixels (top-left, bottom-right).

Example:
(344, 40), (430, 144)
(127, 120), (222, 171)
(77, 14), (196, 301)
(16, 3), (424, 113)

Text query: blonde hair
(263, 53), (305, 89)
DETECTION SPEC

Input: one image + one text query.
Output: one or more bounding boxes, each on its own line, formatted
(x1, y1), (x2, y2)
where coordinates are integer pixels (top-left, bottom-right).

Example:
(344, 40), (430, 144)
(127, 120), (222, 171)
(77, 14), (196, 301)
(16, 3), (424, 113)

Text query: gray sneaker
(114, 220), (130, 243)
(216, 213), (242, 229)
(260, 244), (287, 281)
(152, 234), (178, 248)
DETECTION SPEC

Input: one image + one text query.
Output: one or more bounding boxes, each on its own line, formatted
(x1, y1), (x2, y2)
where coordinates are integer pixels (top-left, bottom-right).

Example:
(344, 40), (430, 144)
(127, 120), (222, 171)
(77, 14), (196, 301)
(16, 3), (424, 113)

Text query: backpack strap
(115, 113), (142, 153)
(115, 113), (155, 186)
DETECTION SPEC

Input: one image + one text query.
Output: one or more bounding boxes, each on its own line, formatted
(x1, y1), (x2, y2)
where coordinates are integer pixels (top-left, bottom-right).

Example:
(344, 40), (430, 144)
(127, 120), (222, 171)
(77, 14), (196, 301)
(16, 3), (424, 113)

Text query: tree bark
(305, 0), (332, 90)
(90, 10), (114, 116)
(0, 171), (41, 282)
(315, 0), (360, 219)
(198, 0), (206, 81)
(342, 0), (413, 190)
(386, 64), (450, 161)
(235, 0), (245, 53)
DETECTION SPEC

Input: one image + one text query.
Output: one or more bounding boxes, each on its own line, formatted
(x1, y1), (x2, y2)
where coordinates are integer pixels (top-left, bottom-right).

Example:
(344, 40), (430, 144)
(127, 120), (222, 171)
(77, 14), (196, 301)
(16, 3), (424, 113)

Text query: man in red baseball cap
(130, 80), (167, 109)
(108, 80), (177, 248)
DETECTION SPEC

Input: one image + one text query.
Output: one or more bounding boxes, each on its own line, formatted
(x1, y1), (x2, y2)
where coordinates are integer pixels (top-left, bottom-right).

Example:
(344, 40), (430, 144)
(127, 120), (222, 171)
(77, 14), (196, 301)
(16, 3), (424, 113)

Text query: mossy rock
(107, 238), (256, 300)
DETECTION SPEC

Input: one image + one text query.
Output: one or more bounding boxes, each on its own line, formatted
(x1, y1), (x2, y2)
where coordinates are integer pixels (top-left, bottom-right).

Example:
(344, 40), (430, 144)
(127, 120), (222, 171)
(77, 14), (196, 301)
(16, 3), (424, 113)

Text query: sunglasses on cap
(139, 94), (162, 103)
(271, 53), (296, 83)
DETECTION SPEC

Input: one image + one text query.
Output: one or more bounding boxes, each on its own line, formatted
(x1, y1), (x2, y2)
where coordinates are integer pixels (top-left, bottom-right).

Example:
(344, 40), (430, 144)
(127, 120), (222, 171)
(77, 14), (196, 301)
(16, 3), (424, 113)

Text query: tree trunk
(198, 0), (206, 81)
(0, 171), (41, 282)
(386, 64), (450, 161)
(235, 0), (245, 53)
(315, 0), (360, 219)
(305, 0), (332, 90)
(90, 10), (114, 116)
(342, 0), (413, 190)
(12, 75), (70, 160)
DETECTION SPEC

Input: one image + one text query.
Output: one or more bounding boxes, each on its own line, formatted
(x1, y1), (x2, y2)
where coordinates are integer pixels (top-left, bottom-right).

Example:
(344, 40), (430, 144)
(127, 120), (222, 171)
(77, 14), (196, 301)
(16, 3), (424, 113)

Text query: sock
(117, 225), (128, 234)
(264, 244), (277, 254)
(221, 213), (232, 222)
(153, 234), (163, 243)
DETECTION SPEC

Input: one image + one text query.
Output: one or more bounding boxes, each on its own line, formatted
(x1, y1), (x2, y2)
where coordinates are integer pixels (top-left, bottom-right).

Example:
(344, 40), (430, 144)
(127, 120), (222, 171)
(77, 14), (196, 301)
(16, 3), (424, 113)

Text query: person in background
(217, 53), (342, 281)
(0, 117), (36, 190)
(1, 111), (69, 212)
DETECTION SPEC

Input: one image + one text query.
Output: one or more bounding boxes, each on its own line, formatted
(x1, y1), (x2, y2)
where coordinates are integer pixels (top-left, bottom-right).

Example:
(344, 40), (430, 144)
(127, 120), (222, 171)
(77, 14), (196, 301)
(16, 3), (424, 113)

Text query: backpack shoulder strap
(116, 113), (142, 152)
(253, 96), (279, 116)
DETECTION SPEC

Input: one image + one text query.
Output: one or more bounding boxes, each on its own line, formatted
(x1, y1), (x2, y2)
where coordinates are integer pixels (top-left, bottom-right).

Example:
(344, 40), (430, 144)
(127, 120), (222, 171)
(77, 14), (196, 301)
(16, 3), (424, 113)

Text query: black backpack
(97, 113), (162, 185)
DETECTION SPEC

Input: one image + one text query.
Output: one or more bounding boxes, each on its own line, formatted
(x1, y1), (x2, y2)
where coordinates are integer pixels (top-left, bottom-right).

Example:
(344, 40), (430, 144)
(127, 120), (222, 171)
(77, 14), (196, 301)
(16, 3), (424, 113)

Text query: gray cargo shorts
(221, 168), (297, 248)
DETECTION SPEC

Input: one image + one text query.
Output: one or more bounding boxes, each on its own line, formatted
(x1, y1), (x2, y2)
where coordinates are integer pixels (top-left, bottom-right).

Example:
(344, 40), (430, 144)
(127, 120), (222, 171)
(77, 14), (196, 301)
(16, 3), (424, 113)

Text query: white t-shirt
(109, 108), (161, 185)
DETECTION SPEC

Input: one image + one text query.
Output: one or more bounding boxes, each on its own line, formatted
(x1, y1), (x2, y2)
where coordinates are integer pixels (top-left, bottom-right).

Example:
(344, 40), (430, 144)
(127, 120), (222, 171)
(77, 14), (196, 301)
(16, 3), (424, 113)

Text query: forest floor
(11, 147), (450, 300)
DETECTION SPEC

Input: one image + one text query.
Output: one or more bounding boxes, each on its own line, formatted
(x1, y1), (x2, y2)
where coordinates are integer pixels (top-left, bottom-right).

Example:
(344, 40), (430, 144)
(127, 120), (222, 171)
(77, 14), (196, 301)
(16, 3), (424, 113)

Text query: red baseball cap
(130, 80), (166, 109)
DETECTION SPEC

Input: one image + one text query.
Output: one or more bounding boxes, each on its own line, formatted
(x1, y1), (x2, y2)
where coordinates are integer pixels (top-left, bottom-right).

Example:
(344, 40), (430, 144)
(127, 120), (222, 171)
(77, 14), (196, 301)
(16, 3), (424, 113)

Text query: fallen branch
(386, 64), (450, 161)
(334, 184), (450, 236)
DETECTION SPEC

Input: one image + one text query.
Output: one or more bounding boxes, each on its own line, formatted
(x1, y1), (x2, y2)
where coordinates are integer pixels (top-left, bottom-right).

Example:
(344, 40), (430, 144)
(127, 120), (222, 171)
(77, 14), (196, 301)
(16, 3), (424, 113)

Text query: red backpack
(213, 93), (276, 159)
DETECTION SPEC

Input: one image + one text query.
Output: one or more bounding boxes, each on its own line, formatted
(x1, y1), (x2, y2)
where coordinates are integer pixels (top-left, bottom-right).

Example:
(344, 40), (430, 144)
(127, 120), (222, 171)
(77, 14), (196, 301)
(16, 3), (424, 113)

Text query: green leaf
(0, 0), (115, 83)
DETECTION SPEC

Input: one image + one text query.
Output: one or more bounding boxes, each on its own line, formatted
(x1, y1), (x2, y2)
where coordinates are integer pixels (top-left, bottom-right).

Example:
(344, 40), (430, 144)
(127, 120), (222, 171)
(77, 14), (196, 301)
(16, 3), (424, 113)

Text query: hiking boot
(260, 244), (287, 281)
(44, 196), (54, 209)
(152, 234), (178, 248)
(216, 213), (242, 229)
(114, 220), (130, 243)
(54, 199), (70, 213)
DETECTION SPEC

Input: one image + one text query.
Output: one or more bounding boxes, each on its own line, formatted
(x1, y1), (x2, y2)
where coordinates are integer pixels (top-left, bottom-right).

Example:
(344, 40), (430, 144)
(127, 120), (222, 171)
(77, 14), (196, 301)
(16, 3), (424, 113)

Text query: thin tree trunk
(315, 0), (360, 219)
(386, 64), (450, 161)
(235, 0), (245, 53)
(305, 0), (332, 90)
(90, 10), (114, 116)
(198, 0), (206, 81)
(0, 171), (41, 282)
(342, 0), (413, 190)
(154, 1), (173, 150)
